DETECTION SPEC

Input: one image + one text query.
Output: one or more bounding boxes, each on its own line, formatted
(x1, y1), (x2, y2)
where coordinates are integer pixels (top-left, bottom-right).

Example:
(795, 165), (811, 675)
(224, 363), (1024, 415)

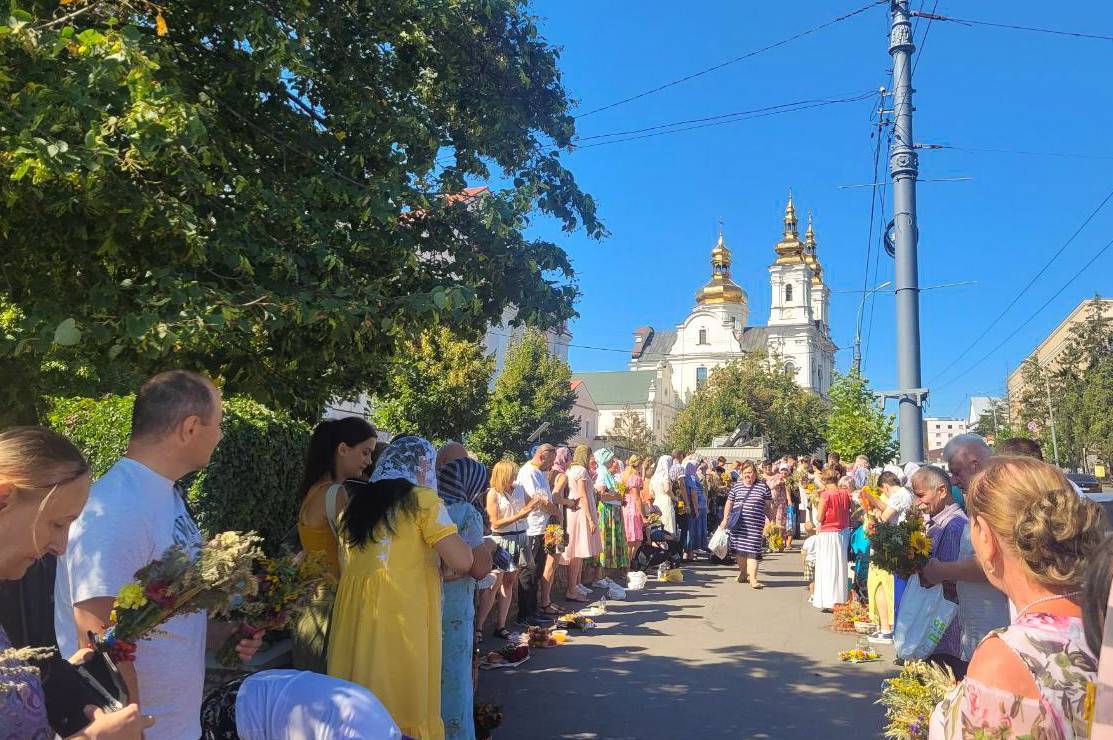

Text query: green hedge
(47, 395), (310, 554)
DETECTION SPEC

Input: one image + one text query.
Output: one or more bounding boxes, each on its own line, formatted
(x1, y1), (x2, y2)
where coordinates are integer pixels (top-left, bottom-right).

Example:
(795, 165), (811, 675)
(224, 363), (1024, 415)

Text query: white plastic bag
(607, 584), (627, 600)
(625, 571), (647, 591)
(708, 528), (730, 560)
(894, 574), (959, 660)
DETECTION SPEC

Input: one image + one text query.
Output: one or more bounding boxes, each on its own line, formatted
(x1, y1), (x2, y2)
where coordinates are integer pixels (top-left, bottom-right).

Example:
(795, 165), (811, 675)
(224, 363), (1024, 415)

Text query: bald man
(516, 444), (559, 627)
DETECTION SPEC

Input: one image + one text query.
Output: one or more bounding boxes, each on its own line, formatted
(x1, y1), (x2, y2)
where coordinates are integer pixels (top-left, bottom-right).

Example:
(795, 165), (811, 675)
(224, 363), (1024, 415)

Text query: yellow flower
(909, 531), (931, 558)
(108, 610), (117, 624)
(115, 583), (148, 610)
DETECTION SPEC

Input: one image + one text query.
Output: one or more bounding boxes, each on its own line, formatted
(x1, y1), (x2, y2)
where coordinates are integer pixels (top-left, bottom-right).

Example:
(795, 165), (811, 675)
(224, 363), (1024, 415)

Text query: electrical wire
(924, 144), (1113, 162)
(929, 184), (1113, 384)
(863, 126), (893, 367)
(934, 234), (1113, 392)
(575, 1), (887, 119)
(910, 11), (1113, 42)
(911, 0), (942, 76)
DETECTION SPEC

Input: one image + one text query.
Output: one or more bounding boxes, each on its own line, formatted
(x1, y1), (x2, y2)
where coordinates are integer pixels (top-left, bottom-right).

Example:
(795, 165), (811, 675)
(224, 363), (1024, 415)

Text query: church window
(785, 283), (793, 303)
(784, 361), (796, 377)
(698, 328), (708, 345)
(696, 366), (708, 390)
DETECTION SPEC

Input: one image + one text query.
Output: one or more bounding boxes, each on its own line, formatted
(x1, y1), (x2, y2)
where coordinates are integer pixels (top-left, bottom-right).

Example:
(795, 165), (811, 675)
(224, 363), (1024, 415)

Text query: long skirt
(653, 492), (677, 536)
(685, 509), (709, 552)
(595, 502), (629, 569)
(812, 529), (850, 610)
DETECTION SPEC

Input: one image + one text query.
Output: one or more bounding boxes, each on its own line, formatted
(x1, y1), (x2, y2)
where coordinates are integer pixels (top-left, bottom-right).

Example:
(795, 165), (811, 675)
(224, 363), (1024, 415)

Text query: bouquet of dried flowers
(839, 648), (881, 663)
(214, 552), (328, 667)
(98, 531), (262, 663)
(645, 511), (662, 529)
(763, 522), (786, 552)
(543, 524), (568, 555)
(870, 515), (932, 578)
(831, 596), (871, 632)
(803, 482), (820, 508)
(878, 660), (956, 739)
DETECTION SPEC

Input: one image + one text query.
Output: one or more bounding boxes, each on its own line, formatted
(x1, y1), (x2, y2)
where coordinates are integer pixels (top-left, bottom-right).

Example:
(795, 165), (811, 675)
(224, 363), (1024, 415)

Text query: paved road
(479, 551), (899, 739)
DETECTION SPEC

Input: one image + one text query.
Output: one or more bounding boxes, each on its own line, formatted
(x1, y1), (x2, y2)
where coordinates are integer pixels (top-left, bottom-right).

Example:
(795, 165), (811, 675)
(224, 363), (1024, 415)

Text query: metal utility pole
(852, 280), (892, 375)
(1044, 374), (1061, 466)
(889, 0), (926, 463)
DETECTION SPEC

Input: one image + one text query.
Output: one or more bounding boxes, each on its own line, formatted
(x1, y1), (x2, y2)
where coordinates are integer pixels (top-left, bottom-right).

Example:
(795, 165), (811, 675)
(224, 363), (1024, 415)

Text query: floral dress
(929, 613), (1097, 739)
(0, 625), (50, 739)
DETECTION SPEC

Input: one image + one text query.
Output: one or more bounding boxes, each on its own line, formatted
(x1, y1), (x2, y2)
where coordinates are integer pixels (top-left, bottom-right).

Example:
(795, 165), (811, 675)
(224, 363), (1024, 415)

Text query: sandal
(538, 603), (565, 616)
(564, 593), (590, 603)
(750, 581), (765, 590)
(493, 626), (512, 640)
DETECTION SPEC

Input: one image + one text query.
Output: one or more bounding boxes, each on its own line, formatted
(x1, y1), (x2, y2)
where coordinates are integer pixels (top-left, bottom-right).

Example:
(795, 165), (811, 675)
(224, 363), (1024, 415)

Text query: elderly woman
(649, 455), (678, 536)
(593, 448), (629, 581)
(718, 461), (773, 589)
(811, 466), (851, 611)
(930, 456), (1106, 738)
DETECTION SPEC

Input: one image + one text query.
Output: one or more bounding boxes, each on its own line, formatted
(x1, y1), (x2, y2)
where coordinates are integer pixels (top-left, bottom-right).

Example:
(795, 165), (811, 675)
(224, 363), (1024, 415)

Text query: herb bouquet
(214, 552), (328, 667)
(543, 524), (568, 555)
(98, 531), (262, 663)
(870, 515), (932, 579)
(763, 522), (786, 552)
(878, 660), (956, 739)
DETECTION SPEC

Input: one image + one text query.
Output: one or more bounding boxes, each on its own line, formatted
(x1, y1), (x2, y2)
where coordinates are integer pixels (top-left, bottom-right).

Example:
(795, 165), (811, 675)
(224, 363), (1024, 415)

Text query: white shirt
(235, 669), (403, 739)
(956, 523), (1010, 660)
(517, 462), (553, 536)
(885, 487), (914, 523)
(55, 458), (206, 740)
(491, 486), (528, 534)
(800, 536), (818, 564)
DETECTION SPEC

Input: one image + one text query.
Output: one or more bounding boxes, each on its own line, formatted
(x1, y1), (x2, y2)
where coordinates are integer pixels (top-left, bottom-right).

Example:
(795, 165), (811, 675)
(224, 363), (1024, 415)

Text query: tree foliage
(0, 1), (602, 422)
(372, 326), (494, 444)
(469, 329), (577, 462)
(825, 370), (897, 466)
(667, 354), (827, 458)
(606, 406), (657, 455)
(972, 399), (1017, 443)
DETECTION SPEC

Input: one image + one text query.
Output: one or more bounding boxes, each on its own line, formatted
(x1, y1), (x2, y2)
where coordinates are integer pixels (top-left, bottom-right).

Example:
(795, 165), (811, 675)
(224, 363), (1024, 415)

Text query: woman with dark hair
(328, 436), (473, 740)
(293, 417), (376, 672)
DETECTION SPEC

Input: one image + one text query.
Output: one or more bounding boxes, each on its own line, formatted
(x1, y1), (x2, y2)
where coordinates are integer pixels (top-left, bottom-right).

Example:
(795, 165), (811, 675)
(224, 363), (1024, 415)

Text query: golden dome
(803, 212), (824, 285)
(774, 191), (806, 265)
(696, 232), (747, 305)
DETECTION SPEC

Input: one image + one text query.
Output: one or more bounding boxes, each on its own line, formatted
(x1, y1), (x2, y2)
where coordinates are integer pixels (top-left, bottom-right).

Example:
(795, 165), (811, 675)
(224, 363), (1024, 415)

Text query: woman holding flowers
(0, 427), (152, 739)
(294, 417), (377, 670)
(329, 436), (474, 740)
(437, 458), (494, 740)
(719, 461), (773, 589)
(929, 457), (1106, 739)
(562, 445), (601, 603)
(621, 455), (646, 564)
(593, 449), (629, 575)
(812, 466), (851, 611)
(538, 447), (573, 615)
(860, 470), (913, 644)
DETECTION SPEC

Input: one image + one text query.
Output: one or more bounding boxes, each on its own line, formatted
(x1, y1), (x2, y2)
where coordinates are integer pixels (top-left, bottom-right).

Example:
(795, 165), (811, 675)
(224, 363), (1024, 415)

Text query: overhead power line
(929, 184), (1113, 385)
(576, 0), (887, 119)
(911, 11), (1113, 42)
(934, 234), (1113, 392)
(922, 143), (1113, 162)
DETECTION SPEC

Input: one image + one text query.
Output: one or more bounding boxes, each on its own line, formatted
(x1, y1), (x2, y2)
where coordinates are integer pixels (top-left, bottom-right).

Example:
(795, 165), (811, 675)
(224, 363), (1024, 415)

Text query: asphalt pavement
(479, 550), (899, 739)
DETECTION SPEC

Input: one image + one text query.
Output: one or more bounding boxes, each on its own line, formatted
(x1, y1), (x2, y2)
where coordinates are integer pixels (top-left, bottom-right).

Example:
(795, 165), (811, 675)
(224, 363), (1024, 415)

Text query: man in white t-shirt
(516, 444), (558, 627)
(55, 370), (264, 740)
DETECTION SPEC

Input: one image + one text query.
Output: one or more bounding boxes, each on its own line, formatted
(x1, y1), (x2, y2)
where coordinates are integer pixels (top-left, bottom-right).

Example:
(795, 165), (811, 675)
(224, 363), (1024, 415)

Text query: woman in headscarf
(649, 454), (678, 535)
(561, 445), (601, 602)
(437, 458), (494, 740)
(329, 436), (474, 740)
(683, 459), (709, 560)
(593, 448), (629, 582)
(620, 455), (646, 564)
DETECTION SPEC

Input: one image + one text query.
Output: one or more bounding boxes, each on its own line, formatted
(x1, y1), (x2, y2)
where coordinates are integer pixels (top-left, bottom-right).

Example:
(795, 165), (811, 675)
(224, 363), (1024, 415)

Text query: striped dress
(726, 481), (771, 559)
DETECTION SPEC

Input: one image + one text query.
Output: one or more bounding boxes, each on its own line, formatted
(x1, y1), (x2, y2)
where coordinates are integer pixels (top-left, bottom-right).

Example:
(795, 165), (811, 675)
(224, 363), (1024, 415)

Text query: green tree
(0, 2), (602, 422)
(824, 370), (897, 466)
(470, 329), (577, 462)
(668, 353), (827, 459)
(606, 407), (657, 455)
(372, 326), (494, 444)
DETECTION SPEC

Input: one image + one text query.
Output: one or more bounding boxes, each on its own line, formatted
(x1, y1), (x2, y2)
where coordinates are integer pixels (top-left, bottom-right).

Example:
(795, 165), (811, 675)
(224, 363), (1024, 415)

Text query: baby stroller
(631, 518), (683, 573)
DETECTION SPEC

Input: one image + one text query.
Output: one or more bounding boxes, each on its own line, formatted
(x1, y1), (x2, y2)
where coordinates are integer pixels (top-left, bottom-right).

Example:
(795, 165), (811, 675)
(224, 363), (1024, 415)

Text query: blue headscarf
(594, 448), (617, 490)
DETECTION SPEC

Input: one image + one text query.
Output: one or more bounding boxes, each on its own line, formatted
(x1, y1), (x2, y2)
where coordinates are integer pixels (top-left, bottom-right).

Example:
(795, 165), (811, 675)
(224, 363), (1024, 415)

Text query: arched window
(698, 328), (708, 345)
(785, 283), (793, 303)
(696, 366), (708, 390)
(784, 360), (797, 378)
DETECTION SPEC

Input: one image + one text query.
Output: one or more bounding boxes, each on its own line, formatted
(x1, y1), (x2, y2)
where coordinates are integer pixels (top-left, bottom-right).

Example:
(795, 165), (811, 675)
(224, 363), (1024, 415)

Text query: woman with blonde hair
(930, 456), (1106, 739)
(561, 445), (601, 602)
(620, 455), (647, 564)
(0, 427), (151, 738)
(476, 459), (536, 640)
(811, 466), (851, 610)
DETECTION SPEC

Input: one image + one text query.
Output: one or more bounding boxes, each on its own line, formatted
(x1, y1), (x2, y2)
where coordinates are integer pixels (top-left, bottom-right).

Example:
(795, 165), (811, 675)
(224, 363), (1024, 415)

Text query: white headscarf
(902, 462), (922, 485)
(650, 454), (673, 495)
(370, 436), (438, 492)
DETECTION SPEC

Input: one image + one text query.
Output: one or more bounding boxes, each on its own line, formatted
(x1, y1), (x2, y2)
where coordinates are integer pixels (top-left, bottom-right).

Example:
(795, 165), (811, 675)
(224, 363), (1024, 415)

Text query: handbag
(726, 483), (762, 529)
(894, 574), (959, 660)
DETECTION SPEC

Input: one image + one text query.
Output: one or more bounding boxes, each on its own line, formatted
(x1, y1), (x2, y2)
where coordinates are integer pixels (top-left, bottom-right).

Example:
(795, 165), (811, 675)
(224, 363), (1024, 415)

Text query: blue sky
(524, 0), (1113, 421)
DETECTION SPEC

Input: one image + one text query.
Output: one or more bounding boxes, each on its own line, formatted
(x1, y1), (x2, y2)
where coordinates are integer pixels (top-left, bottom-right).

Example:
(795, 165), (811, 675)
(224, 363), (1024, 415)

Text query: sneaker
(868, 631), (894, 645)
(574, 584), (591, 595)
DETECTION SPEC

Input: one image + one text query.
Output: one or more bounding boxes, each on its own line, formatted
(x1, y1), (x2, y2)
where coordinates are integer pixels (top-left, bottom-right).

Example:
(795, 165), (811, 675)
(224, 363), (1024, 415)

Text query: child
(800, 524), (817, 597)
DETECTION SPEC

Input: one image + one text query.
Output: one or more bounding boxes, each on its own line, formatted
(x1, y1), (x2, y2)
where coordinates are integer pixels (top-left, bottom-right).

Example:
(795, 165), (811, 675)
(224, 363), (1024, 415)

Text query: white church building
(576, 194), (837, 443)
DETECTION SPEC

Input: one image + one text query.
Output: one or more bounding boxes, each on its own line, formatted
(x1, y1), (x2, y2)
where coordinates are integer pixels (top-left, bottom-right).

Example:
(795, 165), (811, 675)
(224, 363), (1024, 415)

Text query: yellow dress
(327, 486), (458, 740)
(867, 492), (896, 629)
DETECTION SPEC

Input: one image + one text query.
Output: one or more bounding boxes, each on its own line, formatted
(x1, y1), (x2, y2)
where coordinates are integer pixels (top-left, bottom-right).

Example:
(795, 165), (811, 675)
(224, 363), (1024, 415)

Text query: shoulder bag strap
(324, 483), (347, 572)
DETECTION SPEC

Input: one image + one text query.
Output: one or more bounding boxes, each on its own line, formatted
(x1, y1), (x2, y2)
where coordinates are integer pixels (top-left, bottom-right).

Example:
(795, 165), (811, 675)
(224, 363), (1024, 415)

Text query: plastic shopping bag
(662, 568), (684, 583)
(607, 584), (627, 600)
(625, 571), (647, 591)
(894, 574), (959, 660)
(708, 528), (730, 560)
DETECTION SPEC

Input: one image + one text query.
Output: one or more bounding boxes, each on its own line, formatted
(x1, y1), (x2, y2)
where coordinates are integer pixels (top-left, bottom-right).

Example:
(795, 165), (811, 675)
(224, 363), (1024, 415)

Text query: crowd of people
(2, 369), (1113, 739)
